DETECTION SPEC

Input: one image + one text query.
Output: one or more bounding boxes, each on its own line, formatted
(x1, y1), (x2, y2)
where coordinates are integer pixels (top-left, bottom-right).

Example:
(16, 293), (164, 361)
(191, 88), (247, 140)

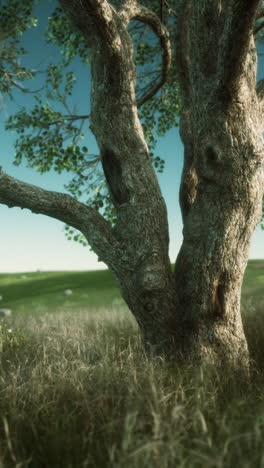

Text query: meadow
(0, 260), (263, 468)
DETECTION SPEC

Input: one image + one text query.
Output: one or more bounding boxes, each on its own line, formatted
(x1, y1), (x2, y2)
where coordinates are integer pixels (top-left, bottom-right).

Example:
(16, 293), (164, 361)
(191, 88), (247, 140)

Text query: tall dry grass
(0, 303), (264, 467)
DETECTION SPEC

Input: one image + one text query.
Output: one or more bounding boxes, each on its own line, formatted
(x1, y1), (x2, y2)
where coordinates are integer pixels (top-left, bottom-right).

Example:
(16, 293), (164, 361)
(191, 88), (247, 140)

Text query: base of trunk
(141, 317), (249, 375)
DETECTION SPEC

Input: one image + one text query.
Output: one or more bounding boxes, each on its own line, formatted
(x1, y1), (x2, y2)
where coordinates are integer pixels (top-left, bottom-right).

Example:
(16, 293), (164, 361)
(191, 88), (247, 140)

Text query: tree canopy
(0, 0), (264, 241)
(1, 0), (264, 240)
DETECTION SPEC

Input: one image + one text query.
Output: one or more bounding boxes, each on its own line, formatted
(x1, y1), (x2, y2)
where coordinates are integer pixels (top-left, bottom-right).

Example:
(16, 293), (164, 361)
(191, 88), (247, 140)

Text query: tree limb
(59, 0), (121, 55)
(254, 20), (264, 35)
(40, 114), (90, 128)
(163, 0), (177, 19)
(59, 0), (172, 279)
(0, 169), (119, 267)
(174, 0), (191, 107)
(217, 0), (260, 102)
(159, 0), (164, 23)
(119, 1), (171, 107)
(60, 0), (171, 108)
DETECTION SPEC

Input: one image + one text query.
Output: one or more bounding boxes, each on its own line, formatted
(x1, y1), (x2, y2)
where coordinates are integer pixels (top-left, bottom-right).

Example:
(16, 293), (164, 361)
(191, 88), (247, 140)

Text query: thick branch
(60, 0), (171, 107)
(174, 0), (191, 106)
(59, 0), (121, 55)
(217, 0), (260, 101)
(0, 170), (118, 268)
(119, 1), (171, 107)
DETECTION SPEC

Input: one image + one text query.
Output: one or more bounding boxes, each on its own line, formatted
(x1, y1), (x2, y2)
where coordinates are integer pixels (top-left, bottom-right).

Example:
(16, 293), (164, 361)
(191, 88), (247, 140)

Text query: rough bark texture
(0, 0), (263, 368)
(174, 1), (264, 366)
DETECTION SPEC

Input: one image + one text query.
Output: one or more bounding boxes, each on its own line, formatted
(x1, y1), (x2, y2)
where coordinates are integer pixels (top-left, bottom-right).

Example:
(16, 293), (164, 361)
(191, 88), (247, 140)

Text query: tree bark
(174, 1), (264, 367)
(58, 0), (264, 368)
(0, 0), (263, 369)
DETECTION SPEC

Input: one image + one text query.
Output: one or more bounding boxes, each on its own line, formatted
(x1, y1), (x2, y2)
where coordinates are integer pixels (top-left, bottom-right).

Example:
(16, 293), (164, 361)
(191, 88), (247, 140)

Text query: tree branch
(254, 20), (264, 35)
(60, 0), (171, 108)
(217, 0), (260, 102)
(159, 0), (164, 23)
(163, 0), (177, 19)
(174, 0), (191, 107)
(119, 1), (171, 107)
(0, 68), (42, 94)
(0, 169), (119, 268)
(59, 0), (121, 55)
(59, 0), (172, 279)
(40, 114), (90, 128)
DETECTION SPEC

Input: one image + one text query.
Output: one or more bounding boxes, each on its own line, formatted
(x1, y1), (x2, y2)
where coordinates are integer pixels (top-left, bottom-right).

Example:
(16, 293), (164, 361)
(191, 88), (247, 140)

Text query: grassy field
(0, 260), (263, 467)
(0, 269), (122, 313)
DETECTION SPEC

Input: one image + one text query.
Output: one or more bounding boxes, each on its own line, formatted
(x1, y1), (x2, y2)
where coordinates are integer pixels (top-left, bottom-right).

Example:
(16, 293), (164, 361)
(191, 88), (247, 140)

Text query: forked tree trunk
(40, 1), (264, 367)
(0, 0), (263, 370)
(75, 0), (263, 369)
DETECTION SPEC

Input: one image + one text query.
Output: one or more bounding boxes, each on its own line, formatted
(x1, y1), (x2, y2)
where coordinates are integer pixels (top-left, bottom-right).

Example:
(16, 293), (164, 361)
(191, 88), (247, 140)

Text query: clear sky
(0, 1), (263, 273)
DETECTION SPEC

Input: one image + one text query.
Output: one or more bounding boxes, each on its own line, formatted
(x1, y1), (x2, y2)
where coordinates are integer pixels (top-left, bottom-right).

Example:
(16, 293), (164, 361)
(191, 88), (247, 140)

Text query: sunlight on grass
(0, 262), (263, 467)
(0, 300), (264, 467)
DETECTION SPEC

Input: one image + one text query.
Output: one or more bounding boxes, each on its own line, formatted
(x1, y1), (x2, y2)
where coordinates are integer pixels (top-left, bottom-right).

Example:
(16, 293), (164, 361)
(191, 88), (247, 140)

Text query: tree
(0, 0), (263, 369)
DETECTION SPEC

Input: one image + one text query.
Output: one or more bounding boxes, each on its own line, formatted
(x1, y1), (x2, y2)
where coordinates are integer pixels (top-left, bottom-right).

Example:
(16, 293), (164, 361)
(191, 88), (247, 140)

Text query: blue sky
(0, 1), (263, 273)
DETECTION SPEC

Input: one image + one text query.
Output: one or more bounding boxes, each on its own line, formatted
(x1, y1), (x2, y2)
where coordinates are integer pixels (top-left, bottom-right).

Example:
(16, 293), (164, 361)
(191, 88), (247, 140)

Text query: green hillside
(242, 260), (264, 297)
(0, 260), (263, 315)
(0, 269), (122, 313)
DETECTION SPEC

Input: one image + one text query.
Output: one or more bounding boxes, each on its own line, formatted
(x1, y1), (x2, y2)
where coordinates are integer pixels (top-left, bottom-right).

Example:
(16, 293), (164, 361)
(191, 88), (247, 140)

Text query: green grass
(0, 261), (263, 468)
(242, 260), (264, 297)
(0, 269), (123, 313)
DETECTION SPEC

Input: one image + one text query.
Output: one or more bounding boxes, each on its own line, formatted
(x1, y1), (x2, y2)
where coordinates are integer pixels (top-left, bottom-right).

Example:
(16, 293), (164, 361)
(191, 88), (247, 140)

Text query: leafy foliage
(45, 6), (91, 66)
(1, 0), (264, 244)
(0, 0), (38, 97)
(4, 0), (182, 247)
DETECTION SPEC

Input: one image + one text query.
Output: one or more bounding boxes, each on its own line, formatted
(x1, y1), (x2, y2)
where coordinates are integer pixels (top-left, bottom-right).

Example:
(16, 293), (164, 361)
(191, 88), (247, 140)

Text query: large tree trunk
(174, 110), (262, 366)
(171, 2), (264, 367)
(52, 1), (264, 367)
(0, 0), (263, 370)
